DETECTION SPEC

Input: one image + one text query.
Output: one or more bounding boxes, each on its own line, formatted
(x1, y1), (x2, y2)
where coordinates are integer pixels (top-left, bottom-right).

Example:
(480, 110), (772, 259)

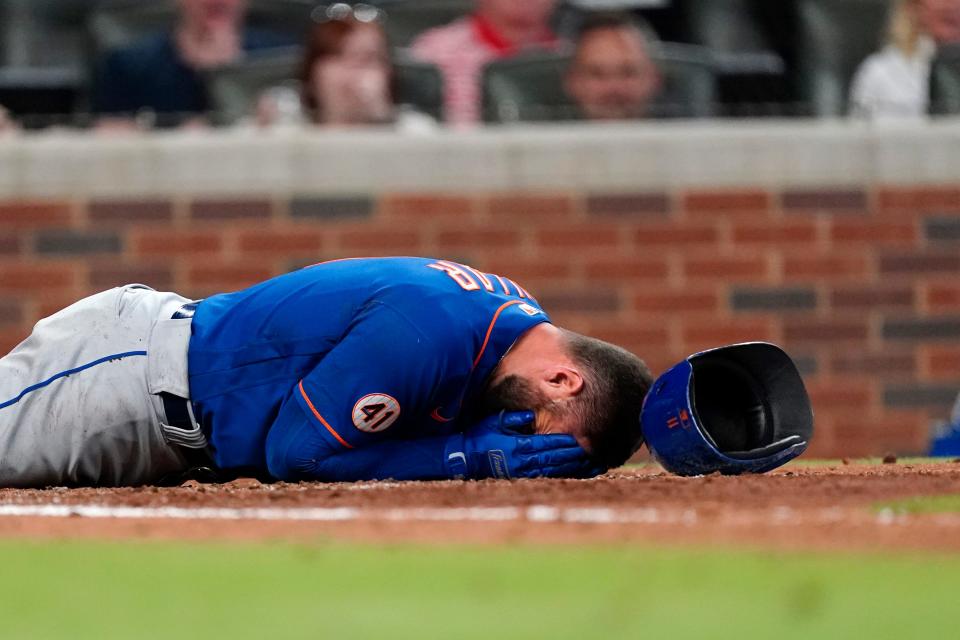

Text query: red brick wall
(2, 186), (958, 458)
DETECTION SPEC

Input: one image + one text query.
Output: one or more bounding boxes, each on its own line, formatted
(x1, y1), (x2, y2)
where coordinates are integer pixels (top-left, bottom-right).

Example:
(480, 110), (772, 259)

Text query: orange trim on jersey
(430, 407), (455, 423)
(493, 274), (511, 295)
(472, 300), (524, 369)
(298, 380), (354, 449)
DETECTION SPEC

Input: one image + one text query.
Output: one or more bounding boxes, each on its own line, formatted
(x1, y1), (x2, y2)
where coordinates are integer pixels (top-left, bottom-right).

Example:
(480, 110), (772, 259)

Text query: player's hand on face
(446, 410), (606, 480)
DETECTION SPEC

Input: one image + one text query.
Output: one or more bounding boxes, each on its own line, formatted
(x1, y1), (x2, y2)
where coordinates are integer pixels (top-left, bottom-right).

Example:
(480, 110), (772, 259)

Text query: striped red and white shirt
(411, 15), (560, 126)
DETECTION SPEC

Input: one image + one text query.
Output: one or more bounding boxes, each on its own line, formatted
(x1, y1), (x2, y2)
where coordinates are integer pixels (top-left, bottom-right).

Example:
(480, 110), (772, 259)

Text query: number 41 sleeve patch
(351, 393), (401, 433)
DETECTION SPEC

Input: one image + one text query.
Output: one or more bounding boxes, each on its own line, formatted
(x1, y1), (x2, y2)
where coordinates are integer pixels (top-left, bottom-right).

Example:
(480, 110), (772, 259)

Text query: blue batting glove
(444, 410), (603, 480)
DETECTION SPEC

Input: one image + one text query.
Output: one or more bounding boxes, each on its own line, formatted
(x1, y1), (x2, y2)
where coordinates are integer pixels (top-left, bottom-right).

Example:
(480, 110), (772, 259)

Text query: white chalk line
(0, 503), (957, 528)
(0, 504), (695, 525)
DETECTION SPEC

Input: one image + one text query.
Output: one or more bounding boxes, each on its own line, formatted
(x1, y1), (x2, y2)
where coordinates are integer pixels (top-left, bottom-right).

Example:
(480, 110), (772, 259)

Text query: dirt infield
(2, 461), (960, 552)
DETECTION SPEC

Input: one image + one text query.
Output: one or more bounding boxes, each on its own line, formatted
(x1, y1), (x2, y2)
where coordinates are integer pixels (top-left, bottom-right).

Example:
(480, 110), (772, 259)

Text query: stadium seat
(677, 0), (789, 116)
(0, 0), (90, 125)
(794, 0), (891, 117)
(394, 55), (445, 122)
(373, 0), (473, 47)
(206, 49), (444, 125)
(676, 0), (787, 76)
(0, 0), (19, 66)
(679, 0), (772, 53)
(481, 51), (576, 123)
(205, 49), (302, 126)
(653, 42), (719, 118)
(1, 0), (93, 70)
(480, 42), (717, 123)
(930, 44), (960, 115)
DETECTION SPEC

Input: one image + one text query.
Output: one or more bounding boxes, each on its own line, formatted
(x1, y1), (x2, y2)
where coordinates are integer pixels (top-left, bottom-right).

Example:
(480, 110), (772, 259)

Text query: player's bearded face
(476, 374), (564, 432)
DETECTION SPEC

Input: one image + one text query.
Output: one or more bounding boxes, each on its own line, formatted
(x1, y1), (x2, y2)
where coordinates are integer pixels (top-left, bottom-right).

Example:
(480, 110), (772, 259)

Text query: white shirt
(848, 37), (937, 120)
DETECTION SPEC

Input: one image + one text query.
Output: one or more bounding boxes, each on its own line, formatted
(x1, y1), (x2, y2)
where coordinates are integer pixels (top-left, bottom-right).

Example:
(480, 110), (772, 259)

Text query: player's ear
(544, 366), (584, 398)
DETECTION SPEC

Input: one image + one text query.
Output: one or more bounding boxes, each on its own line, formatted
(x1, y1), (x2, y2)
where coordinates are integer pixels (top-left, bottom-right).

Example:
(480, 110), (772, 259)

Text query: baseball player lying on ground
(0, 256), (815, 488)
(0, 257), (654, 487)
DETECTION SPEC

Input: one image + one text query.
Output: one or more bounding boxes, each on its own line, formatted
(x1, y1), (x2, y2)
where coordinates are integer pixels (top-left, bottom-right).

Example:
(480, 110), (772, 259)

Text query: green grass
(0, 540), (956, 640)
(877, 494), (960, 514)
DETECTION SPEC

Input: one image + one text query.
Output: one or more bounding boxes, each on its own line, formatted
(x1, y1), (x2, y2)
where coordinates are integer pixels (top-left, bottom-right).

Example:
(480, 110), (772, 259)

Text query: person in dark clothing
(92, 0), (293, 128)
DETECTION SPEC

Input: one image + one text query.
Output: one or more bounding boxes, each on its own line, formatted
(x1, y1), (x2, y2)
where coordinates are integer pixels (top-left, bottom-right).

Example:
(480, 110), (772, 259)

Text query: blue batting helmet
(640, 342), (814, 476)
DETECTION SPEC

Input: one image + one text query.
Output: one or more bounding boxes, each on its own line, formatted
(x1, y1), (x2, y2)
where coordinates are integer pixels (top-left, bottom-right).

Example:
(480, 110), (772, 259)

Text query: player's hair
(562, 331), (654, 469)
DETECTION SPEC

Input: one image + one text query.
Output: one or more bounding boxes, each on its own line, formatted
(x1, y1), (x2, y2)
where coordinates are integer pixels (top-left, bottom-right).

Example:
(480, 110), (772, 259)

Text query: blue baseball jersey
(186, 257), (549, 474)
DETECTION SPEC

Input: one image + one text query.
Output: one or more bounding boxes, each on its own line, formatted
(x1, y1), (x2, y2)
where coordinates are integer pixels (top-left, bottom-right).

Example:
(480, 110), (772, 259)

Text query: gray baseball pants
(0, 285), (199, 487)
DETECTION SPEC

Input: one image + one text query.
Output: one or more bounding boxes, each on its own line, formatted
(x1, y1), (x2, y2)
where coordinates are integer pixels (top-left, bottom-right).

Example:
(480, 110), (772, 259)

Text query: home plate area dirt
(1, 463), (960, 552)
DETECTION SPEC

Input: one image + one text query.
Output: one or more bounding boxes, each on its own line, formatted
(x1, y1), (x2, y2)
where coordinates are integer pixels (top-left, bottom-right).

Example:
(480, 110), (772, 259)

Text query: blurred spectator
(0, 105), (18, 134)
(920, 0), (960, 42)
(254, 5), (434, 131)
(563, 13), (661, 121)
(929, 391), (960, 456)
(92, 0), (293, 129)
(850, 0), (960, 119)
(411, 0), (561, 125)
